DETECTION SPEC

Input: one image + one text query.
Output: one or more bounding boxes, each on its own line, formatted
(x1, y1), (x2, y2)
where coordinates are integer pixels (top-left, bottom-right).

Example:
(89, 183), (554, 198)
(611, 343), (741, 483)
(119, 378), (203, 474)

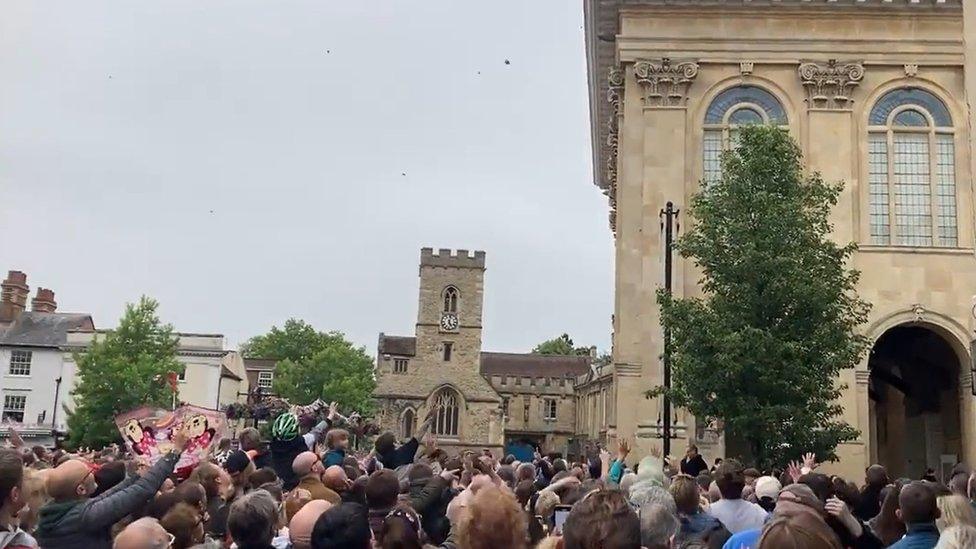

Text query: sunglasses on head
(386, 508), (420, 534)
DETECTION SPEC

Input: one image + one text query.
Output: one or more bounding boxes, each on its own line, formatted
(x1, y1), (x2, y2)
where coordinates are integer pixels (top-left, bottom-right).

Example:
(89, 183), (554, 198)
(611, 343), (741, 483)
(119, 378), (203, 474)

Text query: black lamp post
(660, 201), (679, 457)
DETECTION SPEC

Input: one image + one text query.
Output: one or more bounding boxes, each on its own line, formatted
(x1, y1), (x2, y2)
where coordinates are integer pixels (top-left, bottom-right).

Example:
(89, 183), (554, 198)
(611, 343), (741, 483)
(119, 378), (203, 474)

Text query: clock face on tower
(440, 313), (459, 332)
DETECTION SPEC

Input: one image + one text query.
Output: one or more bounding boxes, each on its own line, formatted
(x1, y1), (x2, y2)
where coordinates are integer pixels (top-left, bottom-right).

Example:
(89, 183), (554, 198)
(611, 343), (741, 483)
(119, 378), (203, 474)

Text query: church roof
(378, 334), (417, 357)
(479, 352), (591, 378)
(0, 312), (94, 348)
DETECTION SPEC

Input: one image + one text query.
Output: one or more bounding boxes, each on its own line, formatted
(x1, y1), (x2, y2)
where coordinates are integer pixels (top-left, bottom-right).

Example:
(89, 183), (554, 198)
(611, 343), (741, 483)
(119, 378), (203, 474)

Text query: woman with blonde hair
(935, 525), (976, 548)
(937, 494), (976, 531)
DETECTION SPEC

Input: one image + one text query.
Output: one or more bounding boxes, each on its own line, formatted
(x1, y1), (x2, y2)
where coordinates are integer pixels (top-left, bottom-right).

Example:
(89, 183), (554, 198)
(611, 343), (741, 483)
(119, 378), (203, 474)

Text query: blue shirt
(722, 528), (760, 549)
(888, 522), (940, 549)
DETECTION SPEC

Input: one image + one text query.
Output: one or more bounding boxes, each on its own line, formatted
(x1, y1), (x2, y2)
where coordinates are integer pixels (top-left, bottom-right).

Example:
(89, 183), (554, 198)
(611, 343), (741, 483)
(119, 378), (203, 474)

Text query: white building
(0, 270), (248, 445)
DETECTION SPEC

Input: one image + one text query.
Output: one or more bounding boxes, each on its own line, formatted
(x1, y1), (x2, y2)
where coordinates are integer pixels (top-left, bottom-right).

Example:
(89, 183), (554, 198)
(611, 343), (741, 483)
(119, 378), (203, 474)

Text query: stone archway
(868, 324), (963, 480)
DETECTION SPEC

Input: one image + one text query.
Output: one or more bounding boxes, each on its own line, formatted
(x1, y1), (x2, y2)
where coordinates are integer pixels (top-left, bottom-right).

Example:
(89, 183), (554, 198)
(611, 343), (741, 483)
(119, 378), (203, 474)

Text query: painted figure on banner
(116, 405), (228, 475)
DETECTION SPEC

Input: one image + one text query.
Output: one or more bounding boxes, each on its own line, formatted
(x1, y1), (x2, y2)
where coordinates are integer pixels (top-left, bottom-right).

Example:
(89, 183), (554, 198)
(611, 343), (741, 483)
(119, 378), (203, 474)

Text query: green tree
(243, 319), (376, 413)
(532, 333), (593, 356)
(67, 297), (183, 449)
(656, 126), (870, 469)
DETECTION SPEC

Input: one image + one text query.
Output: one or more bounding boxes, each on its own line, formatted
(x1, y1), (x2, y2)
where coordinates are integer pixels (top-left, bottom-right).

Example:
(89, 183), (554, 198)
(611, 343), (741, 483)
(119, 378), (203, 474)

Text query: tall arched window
(703, 85), (789, 184)
(443, 286), (459, 313)
(868, 88), (956, 247)
(400, 408), (415, 439)
(431, 388), (460, 436)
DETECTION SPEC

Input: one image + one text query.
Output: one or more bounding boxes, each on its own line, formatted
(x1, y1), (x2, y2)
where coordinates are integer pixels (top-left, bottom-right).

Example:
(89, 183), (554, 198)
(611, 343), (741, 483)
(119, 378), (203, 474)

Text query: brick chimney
(0, 271), (29, 325)
(31, 288), (57, 313)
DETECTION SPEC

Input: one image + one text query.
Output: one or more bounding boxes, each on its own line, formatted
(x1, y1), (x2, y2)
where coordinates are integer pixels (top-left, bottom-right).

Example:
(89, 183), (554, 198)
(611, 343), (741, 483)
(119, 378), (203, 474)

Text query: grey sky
(0, 1), (612, 355)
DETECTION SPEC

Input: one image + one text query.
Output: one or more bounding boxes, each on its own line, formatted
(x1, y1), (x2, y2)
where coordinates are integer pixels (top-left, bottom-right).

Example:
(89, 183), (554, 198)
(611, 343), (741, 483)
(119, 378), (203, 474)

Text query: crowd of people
(0, 403), (975, 549)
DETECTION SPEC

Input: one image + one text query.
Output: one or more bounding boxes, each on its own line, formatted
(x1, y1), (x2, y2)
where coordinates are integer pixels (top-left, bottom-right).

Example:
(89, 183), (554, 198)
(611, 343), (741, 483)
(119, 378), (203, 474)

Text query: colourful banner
(116, 405), (228, 472)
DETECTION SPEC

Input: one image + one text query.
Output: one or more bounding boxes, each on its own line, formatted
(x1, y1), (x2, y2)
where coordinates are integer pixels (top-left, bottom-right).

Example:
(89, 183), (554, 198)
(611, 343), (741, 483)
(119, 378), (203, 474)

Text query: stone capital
(798, 59), (865, 109)
(633, 58), (700, 108)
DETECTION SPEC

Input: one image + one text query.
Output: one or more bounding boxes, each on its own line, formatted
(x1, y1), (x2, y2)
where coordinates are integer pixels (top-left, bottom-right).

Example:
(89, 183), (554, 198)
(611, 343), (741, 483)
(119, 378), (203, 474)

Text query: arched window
(443, 286), (459, 313)
(400, 408), (415, 439)
(868, 88), (956, 247)
(431, 388), (460, 436)
(703, 85), (789, 184)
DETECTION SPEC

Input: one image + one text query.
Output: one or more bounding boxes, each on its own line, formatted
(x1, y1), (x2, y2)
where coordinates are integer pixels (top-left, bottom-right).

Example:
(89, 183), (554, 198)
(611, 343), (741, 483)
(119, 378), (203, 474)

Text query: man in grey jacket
(34, 427), (189, 549)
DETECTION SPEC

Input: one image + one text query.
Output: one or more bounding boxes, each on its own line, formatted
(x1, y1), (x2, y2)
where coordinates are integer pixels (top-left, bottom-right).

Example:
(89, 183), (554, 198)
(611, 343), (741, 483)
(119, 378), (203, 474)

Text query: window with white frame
(177, 367), (187, 382)
(393, 358), (408, 374)
(544, 398), (557, 421)
(257, 371), (274, 389)
(868, 88), (957, 247)
(702, 86), (789, 185)
(2, 395), (26, 423)
(8, 350), (31, 376)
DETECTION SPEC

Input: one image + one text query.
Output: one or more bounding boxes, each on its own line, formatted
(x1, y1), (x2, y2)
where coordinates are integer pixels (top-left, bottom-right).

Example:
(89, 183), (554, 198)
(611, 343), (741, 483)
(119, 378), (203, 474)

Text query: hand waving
(617, 438), (631, 460)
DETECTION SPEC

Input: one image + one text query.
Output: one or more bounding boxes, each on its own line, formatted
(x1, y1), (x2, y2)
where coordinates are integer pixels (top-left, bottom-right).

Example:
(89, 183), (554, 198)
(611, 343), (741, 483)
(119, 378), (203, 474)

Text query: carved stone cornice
(633, 58), (699, 108)
(605, 67), (625, 235)
(798, 59), (865, 109)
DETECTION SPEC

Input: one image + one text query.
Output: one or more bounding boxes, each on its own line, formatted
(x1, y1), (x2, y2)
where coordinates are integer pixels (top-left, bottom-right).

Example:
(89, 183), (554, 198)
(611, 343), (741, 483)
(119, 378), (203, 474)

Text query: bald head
(113, 517), (170, 549)
(323, 466), (350, 492)
(293, 452), (321, 478)
(289, 499), (333, 549)
(866, 464), (888, 486)
(47, 459), (95, 501)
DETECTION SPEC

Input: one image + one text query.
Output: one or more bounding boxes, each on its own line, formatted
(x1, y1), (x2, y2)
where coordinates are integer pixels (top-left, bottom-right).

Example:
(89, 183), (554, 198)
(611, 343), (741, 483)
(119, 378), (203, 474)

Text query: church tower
(414, 248), (485, 378)
(375, 248), (502, 455)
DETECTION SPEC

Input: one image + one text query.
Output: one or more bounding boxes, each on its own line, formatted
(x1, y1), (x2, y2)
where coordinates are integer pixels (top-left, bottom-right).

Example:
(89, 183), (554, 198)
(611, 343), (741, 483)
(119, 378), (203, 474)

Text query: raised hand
(440, 468), (461, 481)
(825, 496), (862, 537)
(328, 401), (339, 421)
(650, 445), (662, 459)
(788, 460), (803, 483)
(802, 452), (818, 472)
(171, 425), (190, 453)
(617, 438), (631, 460)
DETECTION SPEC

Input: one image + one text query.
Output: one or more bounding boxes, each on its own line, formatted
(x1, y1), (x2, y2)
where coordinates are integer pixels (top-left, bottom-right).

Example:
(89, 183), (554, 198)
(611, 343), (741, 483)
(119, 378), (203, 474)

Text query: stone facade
(375, 249), (590, 457)
(584, 0), (976, 479)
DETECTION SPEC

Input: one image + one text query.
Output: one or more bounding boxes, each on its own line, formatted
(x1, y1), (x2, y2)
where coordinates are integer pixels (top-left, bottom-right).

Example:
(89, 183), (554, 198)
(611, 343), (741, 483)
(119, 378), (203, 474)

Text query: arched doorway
(869, 325), (963, 480)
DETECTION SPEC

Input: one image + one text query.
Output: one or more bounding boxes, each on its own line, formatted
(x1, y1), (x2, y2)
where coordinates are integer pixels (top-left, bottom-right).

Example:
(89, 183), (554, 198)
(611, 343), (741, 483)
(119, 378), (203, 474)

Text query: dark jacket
(271, 420), (330, 490)
(854, 484), (883, 522)
(377, 437), (419, 470)
(680, 454), (709, 477)
(251, 449), (272, 470)
(35, 451), (179, 549)
(408, 476), (455, 545)
(676, 511), (730, 546)
(887, 522), (940, 549)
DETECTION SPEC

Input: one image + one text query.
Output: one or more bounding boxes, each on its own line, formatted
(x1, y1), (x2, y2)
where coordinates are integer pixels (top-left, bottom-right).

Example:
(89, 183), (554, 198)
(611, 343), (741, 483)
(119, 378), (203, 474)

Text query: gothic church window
(443, 286), (459, 313)
(431, 388), (460, 436)
(868, 88), (956, 247)
(702, 85), (789, 184)
(401, 408), (415, 439)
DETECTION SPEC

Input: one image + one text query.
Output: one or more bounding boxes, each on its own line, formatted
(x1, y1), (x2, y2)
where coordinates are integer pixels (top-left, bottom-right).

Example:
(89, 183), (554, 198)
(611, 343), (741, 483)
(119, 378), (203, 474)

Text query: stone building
(375, 249), (589, 458)
(584, 0), (976, 479)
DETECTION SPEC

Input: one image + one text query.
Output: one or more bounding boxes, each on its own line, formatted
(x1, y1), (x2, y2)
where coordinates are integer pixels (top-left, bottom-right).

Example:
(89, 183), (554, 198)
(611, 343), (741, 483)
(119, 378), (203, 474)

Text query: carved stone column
(799, 61), (867, 474)
(797, 59), (865, 110)
(626, 57), (700, 453)
(633, 58), (700, 107)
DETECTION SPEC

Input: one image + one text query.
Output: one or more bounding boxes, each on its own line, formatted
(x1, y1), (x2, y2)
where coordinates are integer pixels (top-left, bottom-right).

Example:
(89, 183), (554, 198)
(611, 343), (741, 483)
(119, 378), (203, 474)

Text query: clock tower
(374, 247), (501, 454)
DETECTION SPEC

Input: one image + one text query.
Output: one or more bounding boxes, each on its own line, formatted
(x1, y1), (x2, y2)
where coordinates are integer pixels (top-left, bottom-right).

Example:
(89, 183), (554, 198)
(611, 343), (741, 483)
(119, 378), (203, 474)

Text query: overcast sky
(0, 1), (612, 355)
